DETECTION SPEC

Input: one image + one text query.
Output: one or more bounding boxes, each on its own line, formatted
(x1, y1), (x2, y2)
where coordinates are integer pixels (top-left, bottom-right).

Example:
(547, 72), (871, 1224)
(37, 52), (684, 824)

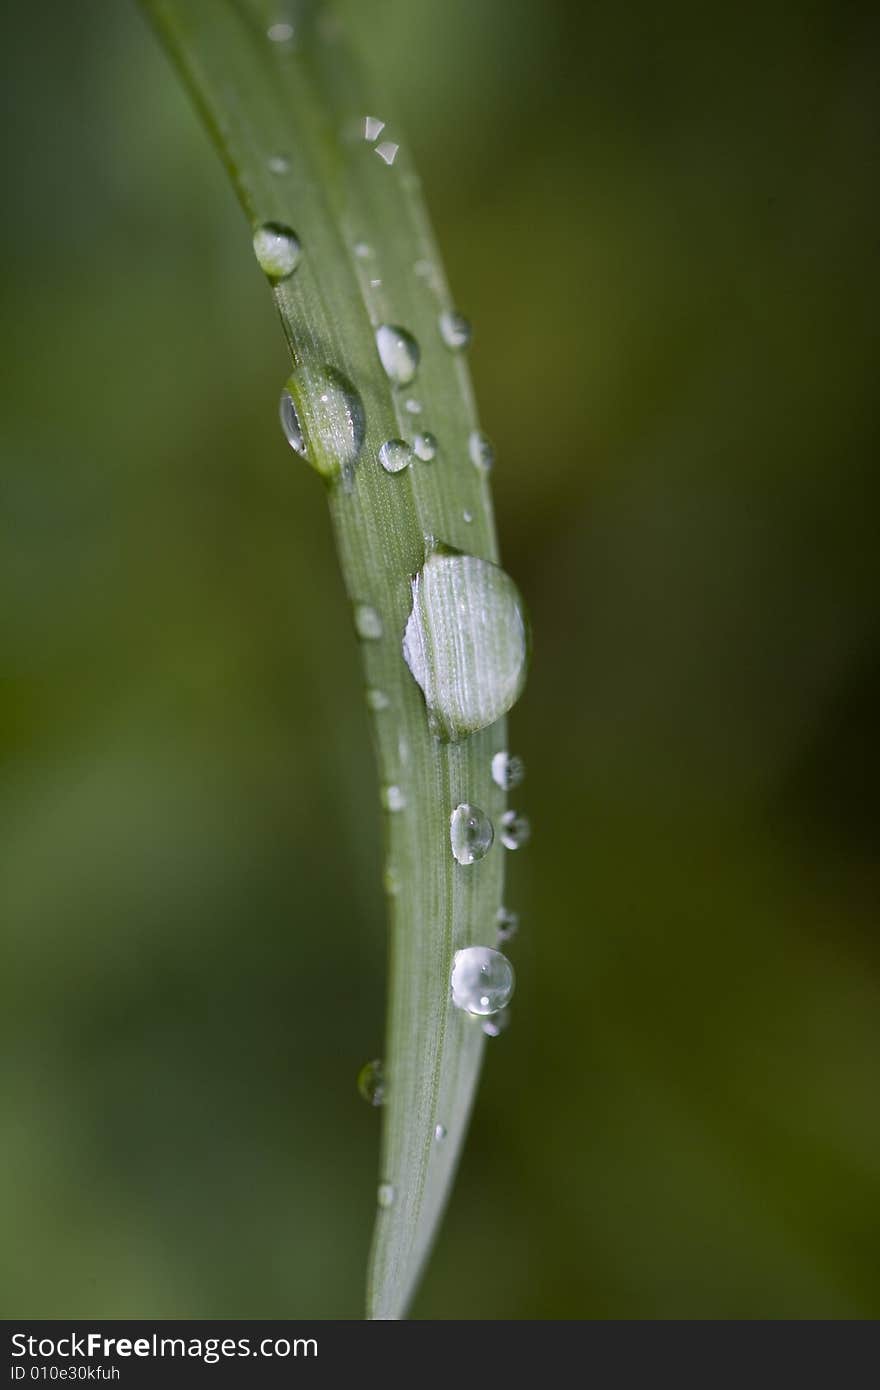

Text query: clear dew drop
(378, 439), (414, 475)
(434, 1123), (447, 1141)
(451, 946), (515, 1017)
(282, 365), (365, 483)
(500, 809), (531, 850)
(438, 309), (472, 351)
(450, 803), (494, 866)
(364, 115), (385, 141)
(414, 432), (437, 462)
(375, 324), (420, 386)
(491, 750), (526, 790)
(357, 1058), (385, 1107)
(374, 141), (399, 166)
(366, 687), (390, 712)
(496, 907), (520, 944)
(267, 153), (290, 175)
(279, 390), (306, 457)
(354, 603), (383, 641)
(483, 1007), (511, 1038)
(252, 221), (301, 280)
(381, 784), (407, 813)
(403, 550), (530, 740)
(469, 430), (495, 473)
(377, 1182), (396, 1209)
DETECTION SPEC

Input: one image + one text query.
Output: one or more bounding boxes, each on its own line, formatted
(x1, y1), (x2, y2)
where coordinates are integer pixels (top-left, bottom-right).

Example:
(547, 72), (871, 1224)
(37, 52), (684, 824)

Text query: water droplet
(451, 947), (515, 1017)
(252, 222), (301, 280)
(483, 1007), (511, 1038)
(462, 509), (473, 524)
(375, 141), (399, 166)
(267, 154), (290, 175)
(500, 809), (531, 850)
(282, 365), (365, 483)
(439, 310), (472, 351)
(279, 390), (306, 456)
(491, 751), (525, 790)
(364, 115), (385, 141)
(357, 1058), (385, 1106)
(366, 687), (390, 712)
(354, 603), (383, 640)
(377, 1182), (395, 1208)
(375, 324), (420, 386)
(469, 430), (495, 472)
(267, 21), (294, 43)
(404, 398), (423, 415)
(383, 864), (400, 896)
(496, 908), (519, 944)
(414, 432), (437, 462)
(370, 277), (382, 288)
(382, 784), (407, 813)
(450, 803), (494, 866)
(434, 1123), (447, 1141)
(354, 241), (373, 259)
(403, 550), (530, 740)
(378, 439), (414, 475)
(414, 259), (435, 281)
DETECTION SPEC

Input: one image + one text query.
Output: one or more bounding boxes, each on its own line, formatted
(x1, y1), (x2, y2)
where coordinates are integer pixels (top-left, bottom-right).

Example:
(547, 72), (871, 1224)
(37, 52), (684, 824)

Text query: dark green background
(2, 0), (878, 1317)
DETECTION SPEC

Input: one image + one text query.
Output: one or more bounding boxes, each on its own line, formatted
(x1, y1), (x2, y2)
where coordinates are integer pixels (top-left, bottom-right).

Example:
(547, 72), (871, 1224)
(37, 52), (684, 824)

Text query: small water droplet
(462, 509), (473, 524)
(414, 259), (434, 281)
(366, 687), (390, 712)
(469, 430), (495, 472)
(438, 310), (472, 351)
(357, 1058), (385, 1106)
(279, 390), (306, 456)
(378, 439), (414, 475)
(434, 1123), (447, 1141)
(383, 864), (400, 896)
(377, 1182), (395, 1208)
(364, 115), (385, 141)
(450, 803), (494, 865)
(267, 21), (294, 43)
(354, 241), (373, 259)
(496, 908), (519, 944)
(252, 222), (301, 280)
(282, 365), (365, 483)
(483, 1007), (511, 1038)
(414, 432), (437, 462)
(451, 947), (515, 1017)
(500, 809), (531, 850)
(403, 550), (530, 740)
(267, 153), (290, 175)
(374, 141), (399, 166)
(382, 784), (407, 813)
(404, 398), (423, 415)
(491, 751), (525, 790)
(354, 603), (383, 640)
(370, 277), (382, 288)
(375, 324), (420, 386)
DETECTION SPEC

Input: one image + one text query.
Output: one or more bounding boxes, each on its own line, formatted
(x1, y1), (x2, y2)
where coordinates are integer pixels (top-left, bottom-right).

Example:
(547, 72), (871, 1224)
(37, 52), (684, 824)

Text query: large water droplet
(279, 390), (306, 456)
(483, 1007), (511, 1038)
(252, 222), (301, 280)
(438, 310), (472, 351)
(496, 908), (519, 944)
(451, 947), (515, 1017)
(414, 432), (437, 462)
(354, 603), (383, 640)
(403, 550), (529, 740)
(450, 803), (494, 865)
(283, 365), (365, 483)
(491, 750), (525, 790)
(357, 1058), (385, 1106)
(500, 809), (531, 850)
(377, 1182), (395, 1208)
(375, 324), (420, 386)
(469, 430), (495, 472)
(378, 439), (413, 475)
(381, 784), (407, 813)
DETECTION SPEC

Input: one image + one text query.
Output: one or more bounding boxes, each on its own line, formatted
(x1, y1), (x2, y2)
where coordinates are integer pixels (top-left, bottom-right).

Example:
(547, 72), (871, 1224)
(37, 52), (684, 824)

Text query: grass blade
(140, 0), (526, 1318)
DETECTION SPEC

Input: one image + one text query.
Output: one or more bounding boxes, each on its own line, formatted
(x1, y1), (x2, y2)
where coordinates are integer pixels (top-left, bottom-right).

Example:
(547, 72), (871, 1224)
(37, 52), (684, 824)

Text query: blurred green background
(2, 0), (878, 1318)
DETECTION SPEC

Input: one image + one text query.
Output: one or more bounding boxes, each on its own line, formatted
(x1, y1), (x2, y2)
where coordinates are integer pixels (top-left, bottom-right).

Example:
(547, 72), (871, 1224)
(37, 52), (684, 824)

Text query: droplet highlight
(267, 154), (290, 175)
(282, 365), (365, 483)
(500, 809), (531, 850)
(357, 1059), (385, 1107)
(469, 430), (495, 473)
(491, 751), (525, 791)
(483, 1008), (511, 1038)
(438, 310), (472, 351)
(414, 432), (437, 462)
(382, 784), (407, 813)
(354, 604), (383, 641)
(375, 324), (420, 386)
(434, 1123), (447, 1141)
(378, 439), (413, 475)
(450, 803), (494, 866)
(364, 115), (385, 141)
(374, 141), (399, 166)
(366, 688), (390, 712)
(496, 908), (519, 944)
(252, 222), (301, 280)
(451, 947), (515, 1017)
(403, 550), (530, 740)
(377, 1182), (396, 1209)
(279, 390), (306, 457)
